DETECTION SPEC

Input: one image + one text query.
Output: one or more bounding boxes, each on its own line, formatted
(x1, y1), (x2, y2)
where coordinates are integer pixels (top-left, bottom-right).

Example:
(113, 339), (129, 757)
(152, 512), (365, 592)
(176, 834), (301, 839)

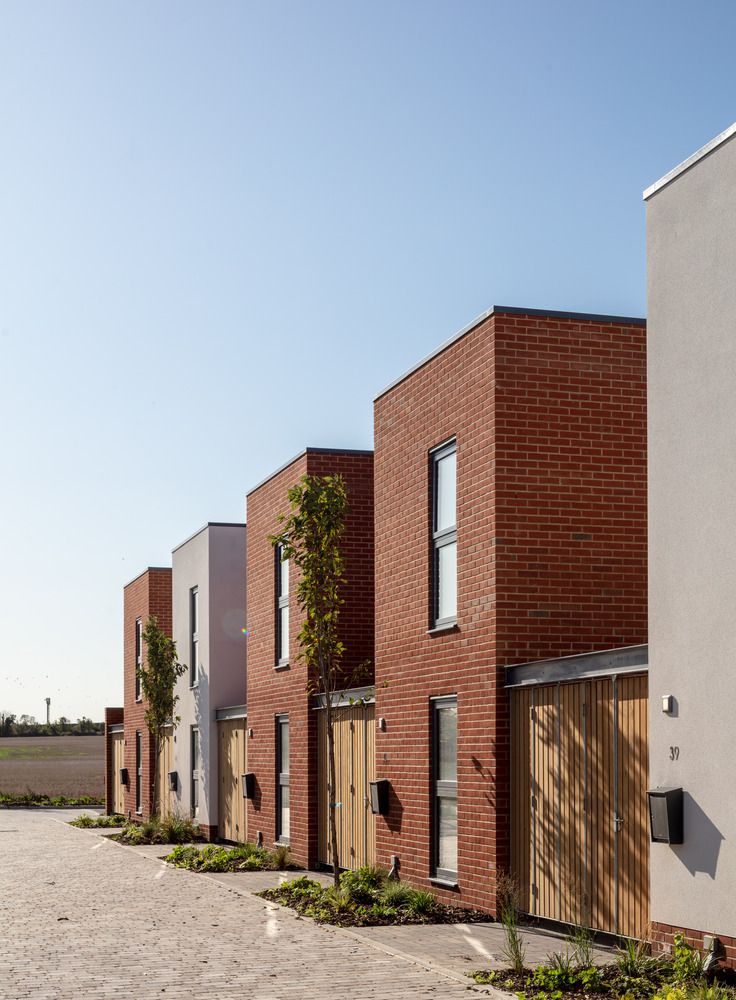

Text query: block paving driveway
(0, 810), (486, 999)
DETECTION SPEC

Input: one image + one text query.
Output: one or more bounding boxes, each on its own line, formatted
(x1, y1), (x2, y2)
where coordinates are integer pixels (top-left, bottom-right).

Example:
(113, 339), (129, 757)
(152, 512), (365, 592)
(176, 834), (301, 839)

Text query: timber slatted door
(111, 732), (125, 814)
(218, 720), (247, 843)
(510, 674), (648, 938)
(317, 702), (376, 870)
(156, 727), (174, 820)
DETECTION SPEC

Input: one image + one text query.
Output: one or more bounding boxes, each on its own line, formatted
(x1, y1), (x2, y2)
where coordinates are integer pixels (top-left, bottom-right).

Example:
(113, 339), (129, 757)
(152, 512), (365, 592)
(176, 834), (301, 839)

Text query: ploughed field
(0, 736), (104, 798)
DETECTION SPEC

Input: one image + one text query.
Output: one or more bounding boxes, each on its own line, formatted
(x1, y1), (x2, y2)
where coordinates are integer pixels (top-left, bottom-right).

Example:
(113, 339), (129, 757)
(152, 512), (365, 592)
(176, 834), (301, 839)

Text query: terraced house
(371, 305), (648, 936)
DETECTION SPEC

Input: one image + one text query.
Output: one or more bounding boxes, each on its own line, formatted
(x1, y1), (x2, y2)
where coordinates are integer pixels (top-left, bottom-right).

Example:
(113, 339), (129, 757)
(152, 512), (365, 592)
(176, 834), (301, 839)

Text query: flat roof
(643, 121), (736, 201)
(375, 304), (646, 401)
(123, 565), (171, 589)
(246, 447), (373, 497)
(171, 521), (246, 555)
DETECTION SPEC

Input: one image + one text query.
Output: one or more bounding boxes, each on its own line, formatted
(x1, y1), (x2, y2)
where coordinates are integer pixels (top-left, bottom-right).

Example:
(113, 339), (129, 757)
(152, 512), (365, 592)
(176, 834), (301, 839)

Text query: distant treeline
(0, 713), (103, 737)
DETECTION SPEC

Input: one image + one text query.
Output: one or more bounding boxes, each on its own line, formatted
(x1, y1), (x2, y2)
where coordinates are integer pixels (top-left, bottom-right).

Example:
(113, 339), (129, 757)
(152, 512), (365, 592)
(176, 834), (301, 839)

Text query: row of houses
(105, 124), (736, 962)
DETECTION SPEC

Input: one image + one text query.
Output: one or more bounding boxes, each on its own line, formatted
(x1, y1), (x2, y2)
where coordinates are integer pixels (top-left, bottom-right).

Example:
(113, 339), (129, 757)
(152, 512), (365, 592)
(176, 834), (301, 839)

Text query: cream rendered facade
(646, 123), (736, 942)
(171, 522), (246, 833)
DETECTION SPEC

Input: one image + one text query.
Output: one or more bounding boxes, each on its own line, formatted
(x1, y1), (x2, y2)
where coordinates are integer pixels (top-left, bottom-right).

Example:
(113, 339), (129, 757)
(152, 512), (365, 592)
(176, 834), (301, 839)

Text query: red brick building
(373, 306), (647, 914)
(245, 448), (374, 866)
(121, 567), (172, 820)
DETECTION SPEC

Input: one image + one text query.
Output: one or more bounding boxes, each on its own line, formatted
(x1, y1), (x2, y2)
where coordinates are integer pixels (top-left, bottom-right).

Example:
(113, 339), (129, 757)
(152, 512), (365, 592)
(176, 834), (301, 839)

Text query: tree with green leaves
(270, 473), (352, 886)
(139, 615), (187, 816)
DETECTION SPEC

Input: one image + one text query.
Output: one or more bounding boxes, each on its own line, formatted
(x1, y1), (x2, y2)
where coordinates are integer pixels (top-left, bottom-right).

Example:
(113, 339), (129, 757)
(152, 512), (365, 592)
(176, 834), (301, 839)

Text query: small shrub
(70, 814), (94, 828)
(380, 881), (415, 909)
(569, 924), (595, 968)
(496, 870), (526, 974)
(69, 813), (125, 829)
(340, 865), (386, 904)
(158, 813), (199, 844)
(404, 889), (437, 918)
(271, 843), (293, 870)
(471, 971), (497, 985)
(672, 935), (707, 983)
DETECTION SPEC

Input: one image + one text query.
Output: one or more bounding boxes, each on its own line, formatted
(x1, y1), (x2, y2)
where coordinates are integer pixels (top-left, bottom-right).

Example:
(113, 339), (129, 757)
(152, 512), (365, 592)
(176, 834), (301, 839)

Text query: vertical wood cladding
(122, 567), (172, 820)
(373, 309), (647, 914)
(245, 449), (374, 866)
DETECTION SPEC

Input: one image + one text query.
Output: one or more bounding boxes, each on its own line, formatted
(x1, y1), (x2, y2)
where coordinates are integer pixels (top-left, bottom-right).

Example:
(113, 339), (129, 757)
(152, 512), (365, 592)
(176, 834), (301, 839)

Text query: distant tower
(45, 698), (51, 725)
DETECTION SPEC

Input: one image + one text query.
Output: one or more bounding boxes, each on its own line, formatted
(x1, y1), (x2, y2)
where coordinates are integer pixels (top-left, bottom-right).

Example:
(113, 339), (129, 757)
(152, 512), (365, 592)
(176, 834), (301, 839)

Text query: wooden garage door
(111, 732), (125, 815)
(218, 719), (247, 843)
(511, 674), (648, 938)
(317, 702), (376, 871)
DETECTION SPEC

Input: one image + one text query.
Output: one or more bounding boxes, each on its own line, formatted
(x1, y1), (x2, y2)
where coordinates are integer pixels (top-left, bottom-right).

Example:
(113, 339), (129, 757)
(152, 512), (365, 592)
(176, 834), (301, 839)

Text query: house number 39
(669, 746), (680, 760)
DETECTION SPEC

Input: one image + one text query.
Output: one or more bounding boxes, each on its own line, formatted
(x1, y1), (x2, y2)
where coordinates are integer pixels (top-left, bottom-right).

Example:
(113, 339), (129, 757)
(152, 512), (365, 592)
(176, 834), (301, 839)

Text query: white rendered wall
(647, 131), (736, 937)
(172, 524), (246, 830)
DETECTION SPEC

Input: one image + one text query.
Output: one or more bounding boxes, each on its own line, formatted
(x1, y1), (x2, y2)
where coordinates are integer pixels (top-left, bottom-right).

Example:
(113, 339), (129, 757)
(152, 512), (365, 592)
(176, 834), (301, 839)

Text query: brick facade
(122, 567), (172, 821)
(373, 307), (647, 914)
(245, 449), (374, 866)
(103, 706), (123, 814)
(652, 922), (736, 969)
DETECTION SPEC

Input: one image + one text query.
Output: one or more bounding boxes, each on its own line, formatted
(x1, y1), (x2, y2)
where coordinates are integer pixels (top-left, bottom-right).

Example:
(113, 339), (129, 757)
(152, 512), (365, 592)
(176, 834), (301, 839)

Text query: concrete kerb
(61, 820), (505, 996)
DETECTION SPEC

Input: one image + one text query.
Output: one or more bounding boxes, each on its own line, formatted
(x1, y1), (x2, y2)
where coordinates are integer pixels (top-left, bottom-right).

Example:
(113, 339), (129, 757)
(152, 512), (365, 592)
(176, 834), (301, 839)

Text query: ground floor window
(432, 696), (457, 881)
(276, 715), (290, 844)
(191, 727), (200, 819)
(135, 731), (142, 814)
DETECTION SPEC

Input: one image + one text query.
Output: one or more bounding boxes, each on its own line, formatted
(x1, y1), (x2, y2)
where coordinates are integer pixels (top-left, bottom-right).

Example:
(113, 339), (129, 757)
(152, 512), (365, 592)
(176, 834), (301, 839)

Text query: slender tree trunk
(325, 692), (340, 886)
(151, 734), (161, 819)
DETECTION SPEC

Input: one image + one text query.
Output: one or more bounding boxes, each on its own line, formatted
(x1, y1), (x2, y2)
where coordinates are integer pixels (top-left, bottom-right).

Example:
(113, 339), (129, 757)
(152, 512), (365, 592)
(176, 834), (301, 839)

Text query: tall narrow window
(276, 715), (290, 843)
(135, 730), (142, 814)
(431, 441), (457, 627)
(276, 544), (289, 665)
(134, 618), (143, 701)
(190, 587), (199, 686)
(191, 726), (200, 819)
(432, 696), (458, 881)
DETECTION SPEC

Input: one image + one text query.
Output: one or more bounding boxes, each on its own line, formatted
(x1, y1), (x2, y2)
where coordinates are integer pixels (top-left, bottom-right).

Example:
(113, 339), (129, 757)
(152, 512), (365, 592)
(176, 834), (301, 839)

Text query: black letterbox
(647, 787), (683, 844)
(241, 772), (256, 799)
(168, 771), (178, 792)
(369, 778), (390, 815)
(119, 767), (129, 785)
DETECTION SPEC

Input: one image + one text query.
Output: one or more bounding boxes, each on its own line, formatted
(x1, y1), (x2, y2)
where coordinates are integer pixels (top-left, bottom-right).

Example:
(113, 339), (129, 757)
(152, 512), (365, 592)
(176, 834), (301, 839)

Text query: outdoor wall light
(661, 695), (674, 714)
(647, 786), (683, 844)
(241, 772), (255, 799)
(247, 728), (254, 739)
(369, 778), (390, 815)
(168, 771), (178, 792)
(378, 717), (387, 732)
(119, 767), (129, 785)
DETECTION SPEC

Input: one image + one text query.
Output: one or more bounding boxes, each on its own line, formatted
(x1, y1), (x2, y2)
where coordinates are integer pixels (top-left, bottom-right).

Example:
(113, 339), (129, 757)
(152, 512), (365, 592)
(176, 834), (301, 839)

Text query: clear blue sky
(1, 1), (734, 721)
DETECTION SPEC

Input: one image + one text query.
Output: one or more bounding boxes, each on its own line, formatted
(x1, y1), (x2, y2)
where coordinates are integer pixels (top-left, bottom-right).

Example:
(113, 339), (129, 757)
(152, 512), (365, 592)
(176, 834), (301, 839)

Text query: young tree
(139, 616), (187, 816)
(270, 473), (351, 886)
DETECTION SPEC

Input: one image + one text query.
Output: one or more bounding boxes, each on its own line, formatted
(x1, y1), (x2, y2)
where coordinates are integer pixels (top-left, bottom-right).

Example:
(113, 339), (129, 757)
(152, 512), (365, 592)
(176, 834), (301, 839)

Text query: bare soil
(0, 735), (104, 797)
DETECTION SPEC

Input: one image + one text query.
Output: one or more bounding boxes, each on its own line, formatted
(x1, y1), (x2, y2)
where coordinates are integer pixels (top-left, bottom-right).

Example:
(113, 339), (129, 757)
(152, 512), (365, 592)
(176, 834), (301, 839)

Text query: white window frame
(190, 726), (200, 819)
(431, 695), (458, 883)
(190, 587), (199, 687)
(135, 618), (143, 702)
(276, 715), (290, 844)
(276, 545), (289, 666)
(431, 440), (457, 628)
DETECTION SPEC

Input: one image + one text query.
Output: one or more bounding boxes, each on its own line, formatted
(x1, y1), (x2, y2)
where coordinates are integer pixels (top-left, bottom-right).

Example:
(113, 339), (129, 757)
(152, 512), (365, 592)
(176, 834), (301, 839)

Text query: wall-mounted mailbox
(168, 771), (178, 792)
(119, 767), (128, 785)
(648, 787), (683, 844)
(241, 772), (256, 799)
(369, 778), (390, 815)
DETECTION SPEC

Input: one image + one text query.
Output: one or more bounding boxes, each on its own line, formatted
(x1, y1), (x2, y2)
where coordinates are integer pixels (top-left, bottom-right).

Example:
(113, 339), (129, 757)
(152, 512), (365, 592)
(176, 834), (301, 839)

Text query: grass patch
(256, 866), (489, 928)
(469, 934), (736, 1000)
(0, 791), (104, 807)
(69, 814), (125, 828)
(111, 813), (202, 845)
(165, 841), (301, 873)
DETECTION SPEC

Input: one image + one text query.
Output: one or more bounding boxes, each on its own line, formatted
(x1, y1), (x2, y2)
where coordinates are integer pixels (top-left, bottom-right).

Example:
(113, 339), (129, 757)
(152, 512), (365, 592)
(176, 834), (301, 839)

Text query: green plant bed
(111, 814), (203, 845)
(0, 792), (104, 807)
(69, 813), (125, 828)
(256, 867), (490, 928)
(470, 935), (736, 1000)
(165, 842), (299, 873)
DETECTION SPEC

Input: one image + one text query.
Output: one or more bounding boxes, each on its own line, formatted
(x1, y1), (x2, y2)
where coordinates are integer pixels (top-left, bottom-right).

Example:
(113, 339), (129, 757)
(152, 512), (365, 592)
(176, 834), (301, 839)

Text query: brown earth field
(0, 735), (104, 798)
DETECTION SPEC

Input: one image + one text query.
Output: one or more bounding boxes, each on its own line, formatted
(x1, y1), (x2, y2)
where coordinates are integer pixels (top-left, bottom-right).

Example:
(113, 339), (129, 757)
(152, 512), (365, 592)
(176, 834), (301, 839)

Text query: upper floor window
(276, 544), (289, 665)
(431, 440), (457, 627)
(134, 618), (143, 701)
(190, 587), (199, 687)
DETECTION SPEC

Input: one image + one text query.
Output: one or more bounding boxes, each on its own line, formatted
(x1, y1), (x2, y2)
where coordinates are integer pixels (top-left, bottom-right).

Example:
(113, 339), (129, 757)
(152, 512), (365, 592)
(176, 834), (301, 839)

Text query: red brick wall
(103, 706), (123, 815)
(652, 922), (736, 969)
(245, 449), (374, 866)
(373, 309), (647, 913)
(122, 568), (172, 821)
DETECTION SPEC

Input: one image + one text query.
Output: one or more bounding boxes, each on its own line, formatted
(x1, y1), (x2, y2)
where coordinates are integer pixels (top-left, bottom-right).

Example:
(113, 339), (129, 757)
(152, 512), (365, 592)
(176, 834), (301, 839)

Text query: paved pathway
(0, 810), (486, 999)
